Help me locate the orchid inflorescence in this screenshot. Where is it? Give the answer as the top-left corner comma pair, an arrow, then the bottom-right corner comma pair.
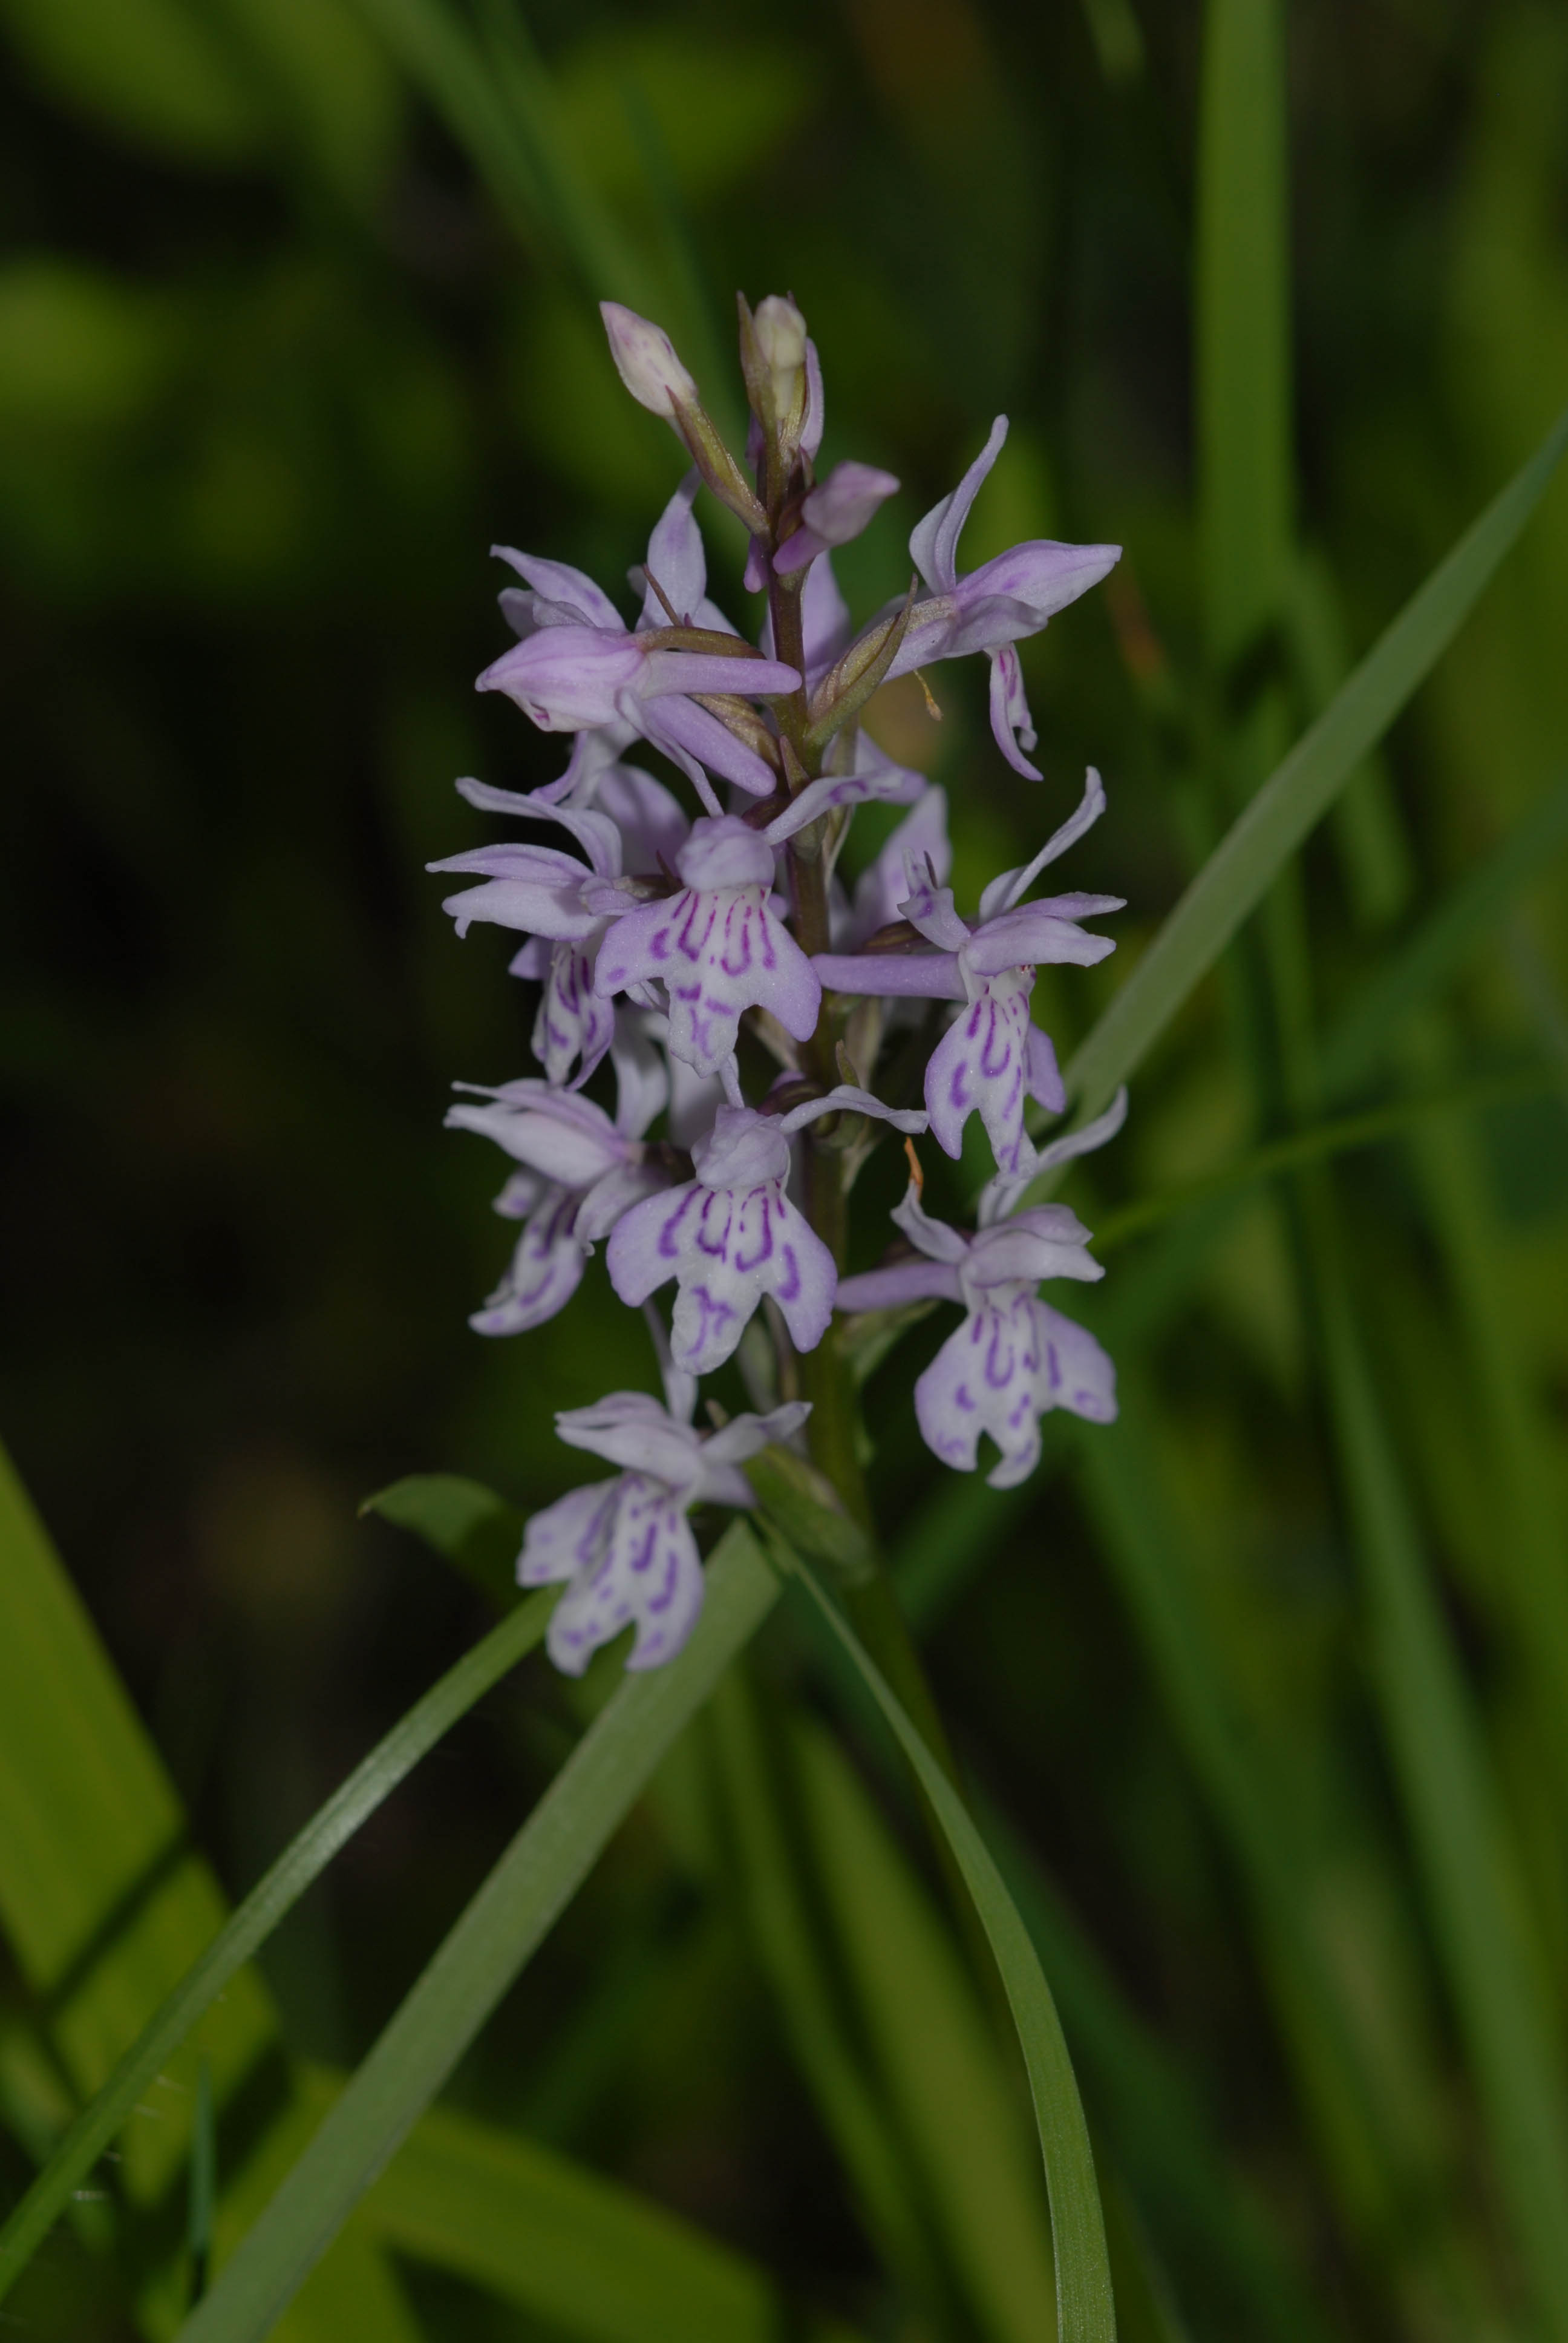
431,292 -> 1131,1677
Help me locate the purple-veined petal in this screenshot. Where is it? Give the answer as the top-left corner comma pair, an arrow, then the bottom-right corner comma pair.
890,1178 -> 972,1265
469,1185 -> 588,1334
637,695 -> 774,804
988,645 -> 1042,778
899,873 -> 972,952
959,538 -> 1122,629
913,1295 -> 1045,1487
444,1086 -> 628,1185
1025,1023 -> 1066,1113
430,842 -> 602,940
526,942 -> 613,1087
812,950 -> 965,1001
638,648 -> 800,703
492,547 -> 624,634
835,1256 -> 964,1311
847,786 -> 951,945
978,768 -> 1109,920
577,1159 -> 670,1245
479,626 -> 648,730
779,1084 -> 928,1136
638,470 -> 708,626
1031,1297 -> 1117,1423
599,882 -> 820,1075
924,968 -> 1036,1172
702,1398 -> 812,1475
546,1475 -> 706,1676
595,764 -> 689,873
765,750 -> 924,845
773,462 -> 900,577
554,1392 -> 707,1487
909,414 -> 1008,594
518,1479 -> 620,1586
962,906 -> 1119,975
455,776 -> 622,877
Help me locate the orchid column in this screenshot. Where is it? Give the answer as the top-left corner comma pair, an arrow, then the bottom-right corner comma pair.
431,289 -> 1128,1687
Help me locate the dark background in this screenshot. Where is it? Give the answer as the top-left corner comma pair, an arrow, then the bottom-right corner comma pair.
4,1 -> 1567,2335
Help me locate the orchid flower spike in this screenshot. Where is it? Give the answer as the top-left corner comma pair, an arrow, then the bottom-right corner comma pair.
429,300 -> 1132,1675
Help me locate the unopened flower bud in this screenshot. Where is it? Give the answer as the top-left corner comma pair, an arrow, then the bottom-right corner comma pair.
599,302 -> 699,421
753,294 -> 808,427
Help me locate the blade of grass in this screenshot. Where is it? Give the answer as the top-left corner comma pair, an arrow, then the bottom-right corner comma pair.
1197,0 -> 1291,669
1091,1058 -> 1558,1252
174,1524 -> 778,2343
1059,398 -> 1568,1128
1307,1180 -> 1568,2335
339,2073 -> 867,2343
1319,772 -> 1568,1095
0,1588 -> 554,2301
707,1670 -> 959,2323
0,1441 -> 424,2342
794,1709 -> 1058,2343
768,1533 -> 1116,2343
975,1794 -> 1331,2343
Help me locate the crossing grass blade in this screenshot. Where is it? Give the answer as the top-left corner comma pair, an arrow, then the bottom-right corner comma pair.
1195,0 -> 1291,667
769,1533 -> 1117,2343
0,1585 -> 553,2299
321,2071 -> 868,2343
1307,1185 -> 1568,2335
1061,398 -> 1568,1126
0,1440 -> 425,2342
174,1524 -> 779,2343
1319,770 -> 1568,1095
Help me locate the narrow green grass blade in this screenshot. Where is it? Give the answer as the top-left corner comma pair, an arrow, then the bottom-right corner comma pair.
773,1537 -> 1116,2343
0,1440 -> 424,2342
1063,400 -> 1568,1122
1319,772 -> 1568,1095
708,1671 -> 951,2316
335,2075 -> 866,2343
347,0 -> 645,301
976,1796 -> 1330,2343
1309,1190 -> 1568,2334
175,1525 -> 778,2343
1091,1060 -> 1558,1253
1197,0 -> 1291,666
795,1711 -> 1058,2343
0,1588 -> 552,2301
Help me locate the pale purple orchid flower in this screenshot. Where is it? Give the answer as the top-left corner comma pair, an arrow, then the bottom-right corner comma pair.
520,1390 -> 810,1673
445,1035 -> 670,1336
835,1149 -> 1119,1488
594,815 -> 822,1083
773,462 -> 900,578
813,770 -> 1122,1173
876,417 -> 1120,777
482,477 -> 797,810
608,1086 -> 927,1375
430,764 -> 688,1087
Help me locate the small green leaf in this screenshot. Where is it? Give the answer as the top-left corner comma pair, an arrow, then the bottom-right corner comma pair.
743,1444 -> 872,1582
362,1471 -> 524,1607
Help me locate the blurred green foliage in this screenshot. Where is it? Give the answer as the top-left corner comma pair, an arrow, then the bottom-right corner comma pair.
3,0 -> 1568,2337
